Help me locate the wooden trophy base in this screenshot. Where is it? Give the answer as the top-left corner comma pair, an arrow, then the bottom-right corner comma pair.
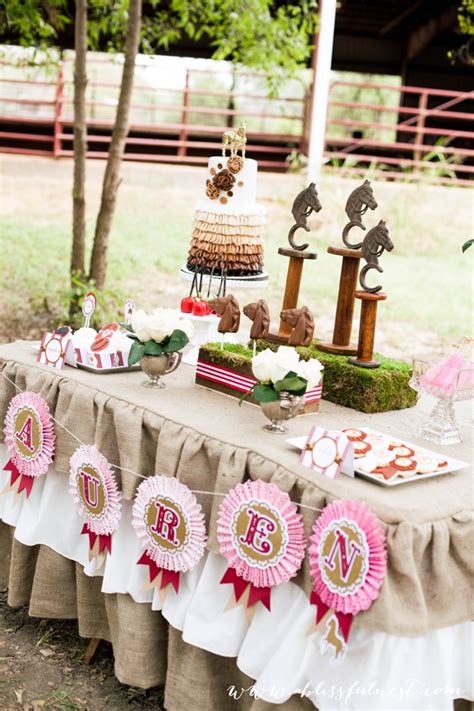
349,290 -> 387,369
266,332 -> 290,345
318,246 -> 362,356
317,341 -> 358,355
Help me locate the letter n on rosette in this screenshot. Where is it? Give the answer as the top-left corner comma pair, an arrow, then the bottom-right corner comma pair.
2,392 -> 55,499
217,480 -> 306,623
308,499 -> 387,664
132,475 -> 207,604
69,444 -> 122,569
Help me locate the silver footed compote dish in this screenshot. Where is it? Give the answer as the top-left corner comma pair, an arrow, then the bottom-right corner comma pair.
140,352 -> 182,388
259,392 -> 303,434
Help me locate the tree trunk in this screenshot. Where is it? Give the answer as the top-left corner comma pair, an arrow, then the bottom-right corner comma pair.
89,0 -> 142,290
70,0 -> 88,283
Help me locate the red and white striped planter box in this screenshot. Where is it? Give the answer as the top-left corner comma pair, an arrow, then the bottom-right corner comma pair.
195,350 -> 322,414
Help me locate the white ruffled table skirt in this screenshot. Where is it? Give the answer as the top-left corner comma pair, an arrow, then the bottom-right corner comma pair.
0,446 -> 472,711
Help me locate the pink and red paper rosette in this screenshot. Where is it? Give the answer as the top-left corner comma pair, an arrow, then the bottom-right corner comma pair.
132,475 -> 207,594
69,444 -> 122,559
3,392 -> 56,498
309,499 -> 387,645
217,480 -> 306,612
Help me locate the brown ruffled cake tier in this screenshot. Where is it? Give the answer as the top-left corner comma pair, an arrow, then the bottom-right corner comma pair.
187,210 -> 265,275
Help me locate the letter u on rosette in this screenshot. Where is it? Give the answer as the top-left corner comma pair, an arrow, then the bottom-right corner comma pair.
217,480 -> 306,623
2,392 -> 55,499
308,499 -> 387,664
132,475 -> 207,603
69,444 -> 122,569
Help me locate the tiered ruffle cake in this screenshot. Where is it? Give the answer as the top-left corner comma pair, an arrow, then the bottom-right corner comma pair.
186,156 -> 266,277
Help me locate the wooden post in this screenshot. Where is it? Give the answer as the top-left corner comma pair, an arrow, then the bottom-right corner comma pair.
414,90 -> 428,163
318,246 -> 362,355
267,247 -> 317,343
348,291 -> 387,369
53,63 -> 64,158
83,637 -> 101,664
178,70 -> 190,158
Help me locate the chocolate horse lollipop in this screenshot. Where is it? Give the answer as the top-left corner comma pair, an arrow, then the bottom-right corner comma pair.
243,300 -> 270,340
279,306 -> 314,346
208,294 -> 241,334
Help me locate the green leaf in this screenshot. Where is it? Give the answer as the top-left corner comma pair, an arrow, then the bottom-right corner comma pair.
128,341 -> 146,366
120,322 -> 135,333
274,375 -> 307,395
144,340 -> 165,356
162,329 -> 189,353
252,383 -> 280,403
462,239 -> 473,253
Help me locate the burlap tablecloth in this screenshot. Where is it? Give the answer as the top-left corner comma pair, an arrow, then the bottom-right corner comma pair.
0,341 -> 473,704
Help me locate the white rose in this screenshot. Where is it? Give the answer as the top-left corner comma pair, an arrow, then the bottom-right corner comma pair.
251,348 -> 275,382
270,346 -> 300,384
131,309 -> 151,342
296,358 -> 324,388
147,308 -> 179,343
178,317 -> 195,340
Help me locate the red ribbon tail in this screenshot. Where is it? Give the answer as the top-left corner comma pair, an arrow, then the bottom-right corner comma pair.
17,474 -> 34,498
137,551 -> 160,584
335,611 -> 354,643
160,569 -> 180,594
220,567 -> 249,603
4,458 -> 21,487
98,534 -> 112,555
310,590 -> 331,624
81,523 -> 97,551
248,583 -> 271,611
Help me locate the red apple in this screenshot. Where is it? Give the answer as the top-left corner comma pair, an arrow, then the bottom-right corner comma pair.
192,298 -> 209,316
180,296 -> 194,313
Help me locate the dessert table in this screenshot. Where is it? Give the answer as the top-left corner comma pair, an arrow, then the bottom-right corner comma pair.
0,341 -> 472,711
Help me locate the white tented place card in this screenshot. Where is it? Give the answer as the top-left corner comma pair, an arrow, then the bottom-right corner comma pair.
299,426 -> 354,479
37,331 -> 75,369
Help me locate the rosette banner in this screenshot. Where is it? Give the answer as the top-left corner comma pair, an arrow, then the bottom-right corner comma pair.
217,480 -> 306,617
132,475 -> 207,599
69,444 -> 122,566
309,499 -> 387,663
3,392 -> 55,498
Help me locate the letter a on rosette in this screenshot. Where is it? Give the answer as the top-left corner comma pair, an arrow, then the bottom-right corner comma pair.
2,392 -> 55,498
69,444 -> 122,568
217,480 -> 306,621
308,500 -> 387,664
132,475 -> 207,602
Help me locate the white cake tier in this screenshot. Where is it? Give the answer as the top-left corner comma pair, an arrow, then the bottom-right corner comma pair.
199,156 -> 263,212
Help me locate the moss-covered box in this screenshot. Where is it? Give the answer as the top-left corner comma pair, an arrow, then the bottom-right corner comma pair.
198,341 -> 418,414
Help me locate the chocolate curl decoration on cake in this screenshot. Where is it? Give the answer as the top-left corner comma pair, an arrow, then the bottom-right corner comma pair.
280,306 -> 314,346
208,294 -> 240,334
287,183 -> 322,251
137,550 -> 180,593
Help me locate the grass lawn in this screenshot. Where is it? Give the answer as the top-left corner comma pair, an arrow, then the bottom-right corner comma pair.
0,154 -> 472,360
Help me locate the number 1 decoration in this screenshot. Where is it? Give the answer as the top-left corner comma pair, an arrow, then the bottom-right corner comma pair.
69,444 -> 122,567
308,499 -> 386,663
3,392 -> 55,498
217,480 -> 306,617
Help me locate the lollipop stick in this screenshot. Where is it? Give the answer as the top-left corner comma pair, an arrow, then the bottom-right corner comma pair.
253,340 -> 256,357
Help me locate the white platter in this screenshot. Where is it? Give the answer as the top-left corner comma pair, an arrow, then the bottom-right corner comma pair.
286,426 -> 469,487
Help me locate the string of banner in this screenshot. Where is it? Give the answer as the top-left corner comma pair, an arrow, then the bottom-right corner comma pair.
0,369 -> 387,663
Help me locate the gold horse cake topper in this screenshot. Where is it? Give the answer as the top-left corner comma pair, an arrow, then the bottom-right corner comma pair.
222,121 -> 247,159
